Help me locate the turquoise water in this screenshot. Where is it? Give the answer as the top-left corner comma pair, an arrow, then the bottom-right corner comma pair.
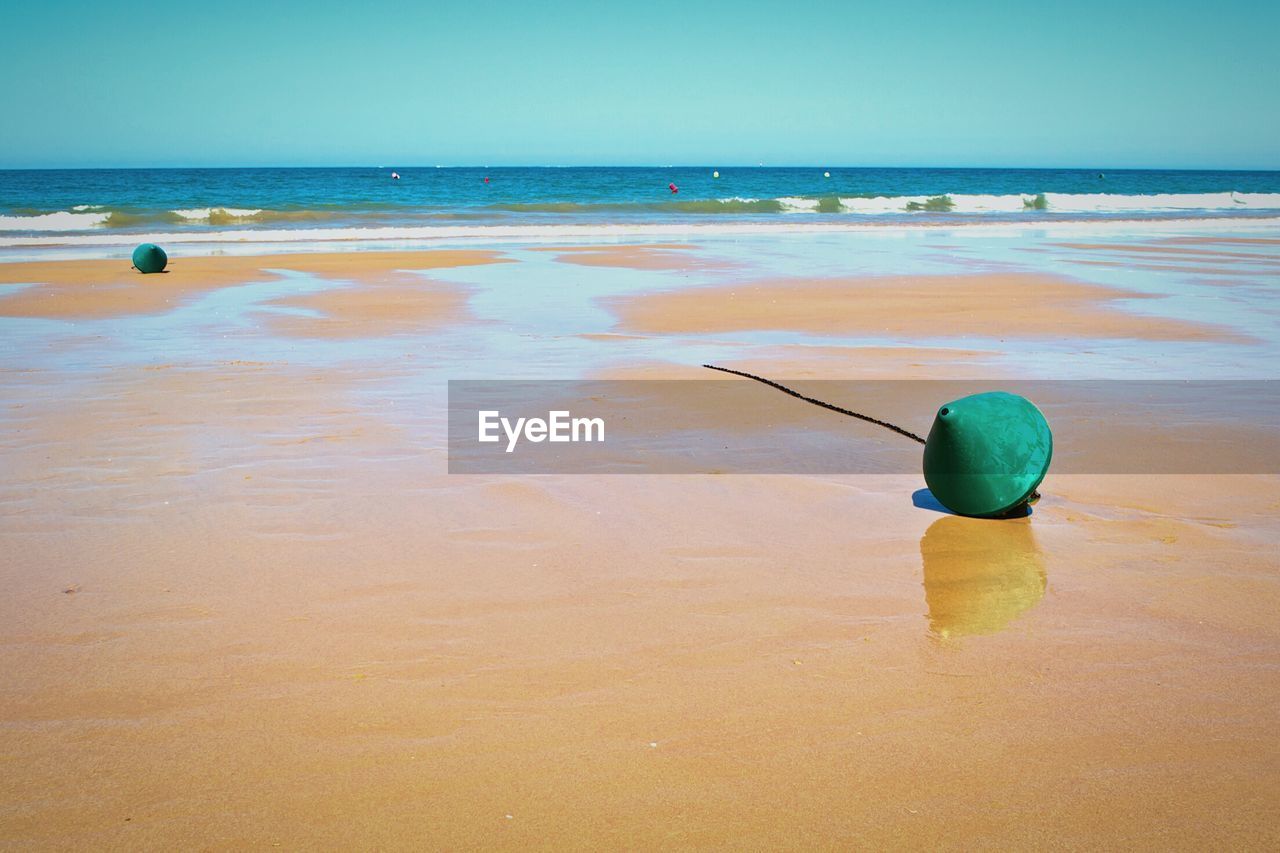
2,167 -> 1280,245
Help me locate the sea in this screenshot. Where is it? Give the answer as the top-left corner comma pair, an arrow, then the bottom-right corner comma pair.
2,166 -> 1279,248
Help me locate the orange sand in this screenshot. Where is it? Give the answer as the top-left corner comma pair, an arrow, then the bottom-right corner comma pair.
2,361 -> 1276,848
592,345 -> 1003,380
608,272 -> 1244,341
0,250 -> 507,320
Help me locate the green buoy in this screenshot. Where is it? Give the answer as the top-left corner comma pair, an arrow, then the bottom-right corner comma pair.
922,391 -> 1052,518
131,243 -> 167,274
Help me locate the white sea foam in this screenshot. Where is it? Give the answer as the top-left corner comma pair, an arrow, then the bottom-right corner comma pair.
831,192 -> 1280,214
172,207 -> 264,220
0,211 -> 112,231
947,194 -> 1037,213
1039,192 -> 1280,212
839,196 -> 930,213
777,197 -> 821,212
2,215 -> 1277,250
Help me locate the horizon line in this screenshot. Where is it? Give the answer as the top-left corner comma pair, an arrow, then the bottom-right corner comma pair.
2,164 -> 1280,173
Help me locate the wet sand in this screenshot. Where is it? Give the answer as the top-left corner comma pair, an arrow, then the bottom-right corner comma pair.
528,243 -> 733,272
1,236 -> 1277,849
0,250 -> 507,320
592,345 -> 1003,379
607,272 -> 1246,341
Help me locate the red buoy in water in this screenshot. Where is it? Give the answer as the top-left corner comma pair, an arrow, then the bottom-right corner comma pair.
484,176 -> 490,184
669,183 -> 679,194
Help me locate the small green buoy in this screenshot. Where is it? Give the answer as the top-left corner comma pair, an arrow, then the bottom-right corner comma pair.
922,391 -> 1052,518
131,243 -> 167,274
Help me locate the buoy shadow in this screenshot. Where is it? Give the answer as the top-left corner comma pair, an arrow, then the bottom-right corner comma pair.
912,487 -> 1034,518
911,487 -> 953,515
919,515 -> 1046,639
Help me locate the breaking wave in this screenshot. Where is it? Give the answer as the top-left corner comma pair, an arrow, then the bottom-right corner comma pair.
2,192 -> 1279,234
172,207 -> 265,224
0,210 -> 112,230
489,192 -> 1280,217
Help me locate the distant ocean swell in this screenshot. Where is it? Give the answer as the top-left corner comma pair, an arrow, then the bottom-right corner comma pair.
2,192 -> 1280,235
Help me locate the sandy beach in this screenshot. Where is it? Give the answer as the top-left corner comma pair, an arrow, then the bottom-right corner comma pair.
1,229 -> 1278,848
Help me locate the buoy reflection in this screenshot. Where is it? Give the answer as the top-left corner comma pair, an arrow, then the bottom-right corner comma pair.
920,515 -> 1046,638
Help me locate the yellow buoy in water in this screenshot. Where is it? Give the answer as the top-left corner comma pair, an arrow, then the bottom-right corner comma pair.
713,170 -> 719,178
824,171 -> 831,178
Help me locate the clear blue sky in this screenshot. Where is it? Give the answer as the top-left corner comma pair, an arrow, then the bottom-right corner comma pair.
1,0 -> 1276,169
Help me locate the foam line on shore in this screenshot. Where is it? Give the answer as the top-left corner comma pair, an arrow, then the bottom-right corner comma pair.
2,214 -> 1279,251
